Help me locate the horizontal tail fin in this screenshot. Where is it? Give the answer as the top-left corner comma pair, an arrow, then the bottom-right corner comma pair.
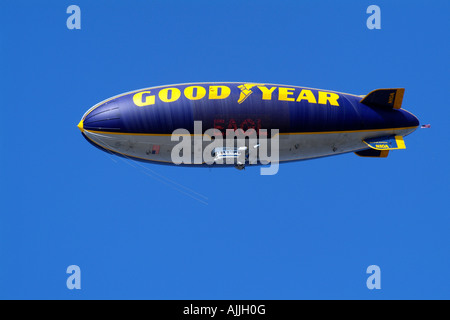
355,149 -> 389,158
363,135 -> 406,150
360,88 -> 405,109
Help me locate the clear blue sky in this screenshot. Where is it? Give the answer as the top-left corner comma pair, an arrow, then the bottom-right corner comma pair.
0,0 -> 449,299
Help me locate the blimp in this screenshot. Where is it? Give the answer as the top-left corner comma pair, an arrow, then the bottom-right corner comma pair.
77,82 -> 419,172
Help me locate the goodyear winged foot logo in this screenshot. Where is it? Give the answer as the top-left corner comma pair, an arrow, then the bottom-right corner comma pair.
237,84 -> 265,104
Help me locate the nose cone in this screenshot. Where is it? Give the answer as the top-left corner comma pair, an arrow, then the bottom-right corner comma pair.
78,99 -> 128,157
81,101 -> 123,132
77,119 -> 84,132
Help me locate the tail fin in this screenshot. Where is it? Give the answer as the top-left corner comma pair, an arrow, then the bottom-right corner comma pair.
363,135 -> 406,150
360,88 -> 405,109
355,149 -> 389,158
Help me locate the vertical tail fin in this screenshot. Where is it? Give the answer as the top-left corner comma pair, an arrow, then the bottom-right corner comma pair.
360,88 -> 405,109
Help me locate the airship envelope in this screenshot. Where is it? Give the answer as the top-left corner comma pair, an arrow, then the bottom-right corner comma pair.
77,83 -> 419,169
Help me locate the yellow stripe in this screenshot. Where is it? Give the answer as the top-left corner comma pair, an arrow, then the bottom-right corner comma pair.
84,127 -> 415,165
84,126 -> 418,137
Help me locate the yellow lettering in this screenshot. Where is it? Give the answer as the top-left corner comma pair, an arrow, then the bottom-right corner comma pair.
257,86 -> 277,100
296,89 -> 317,103
209,85 -> 231,99
133,91 -> 155,107
159,87 -> 181,103
318,91 -> 340,106
184,86 -> 206,100
278,87 -> 295,101
388,92 -> 395,104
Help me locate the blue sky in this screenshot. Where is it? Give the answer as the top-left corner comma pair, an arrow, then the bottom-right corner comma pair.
0,0 -> 449,299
